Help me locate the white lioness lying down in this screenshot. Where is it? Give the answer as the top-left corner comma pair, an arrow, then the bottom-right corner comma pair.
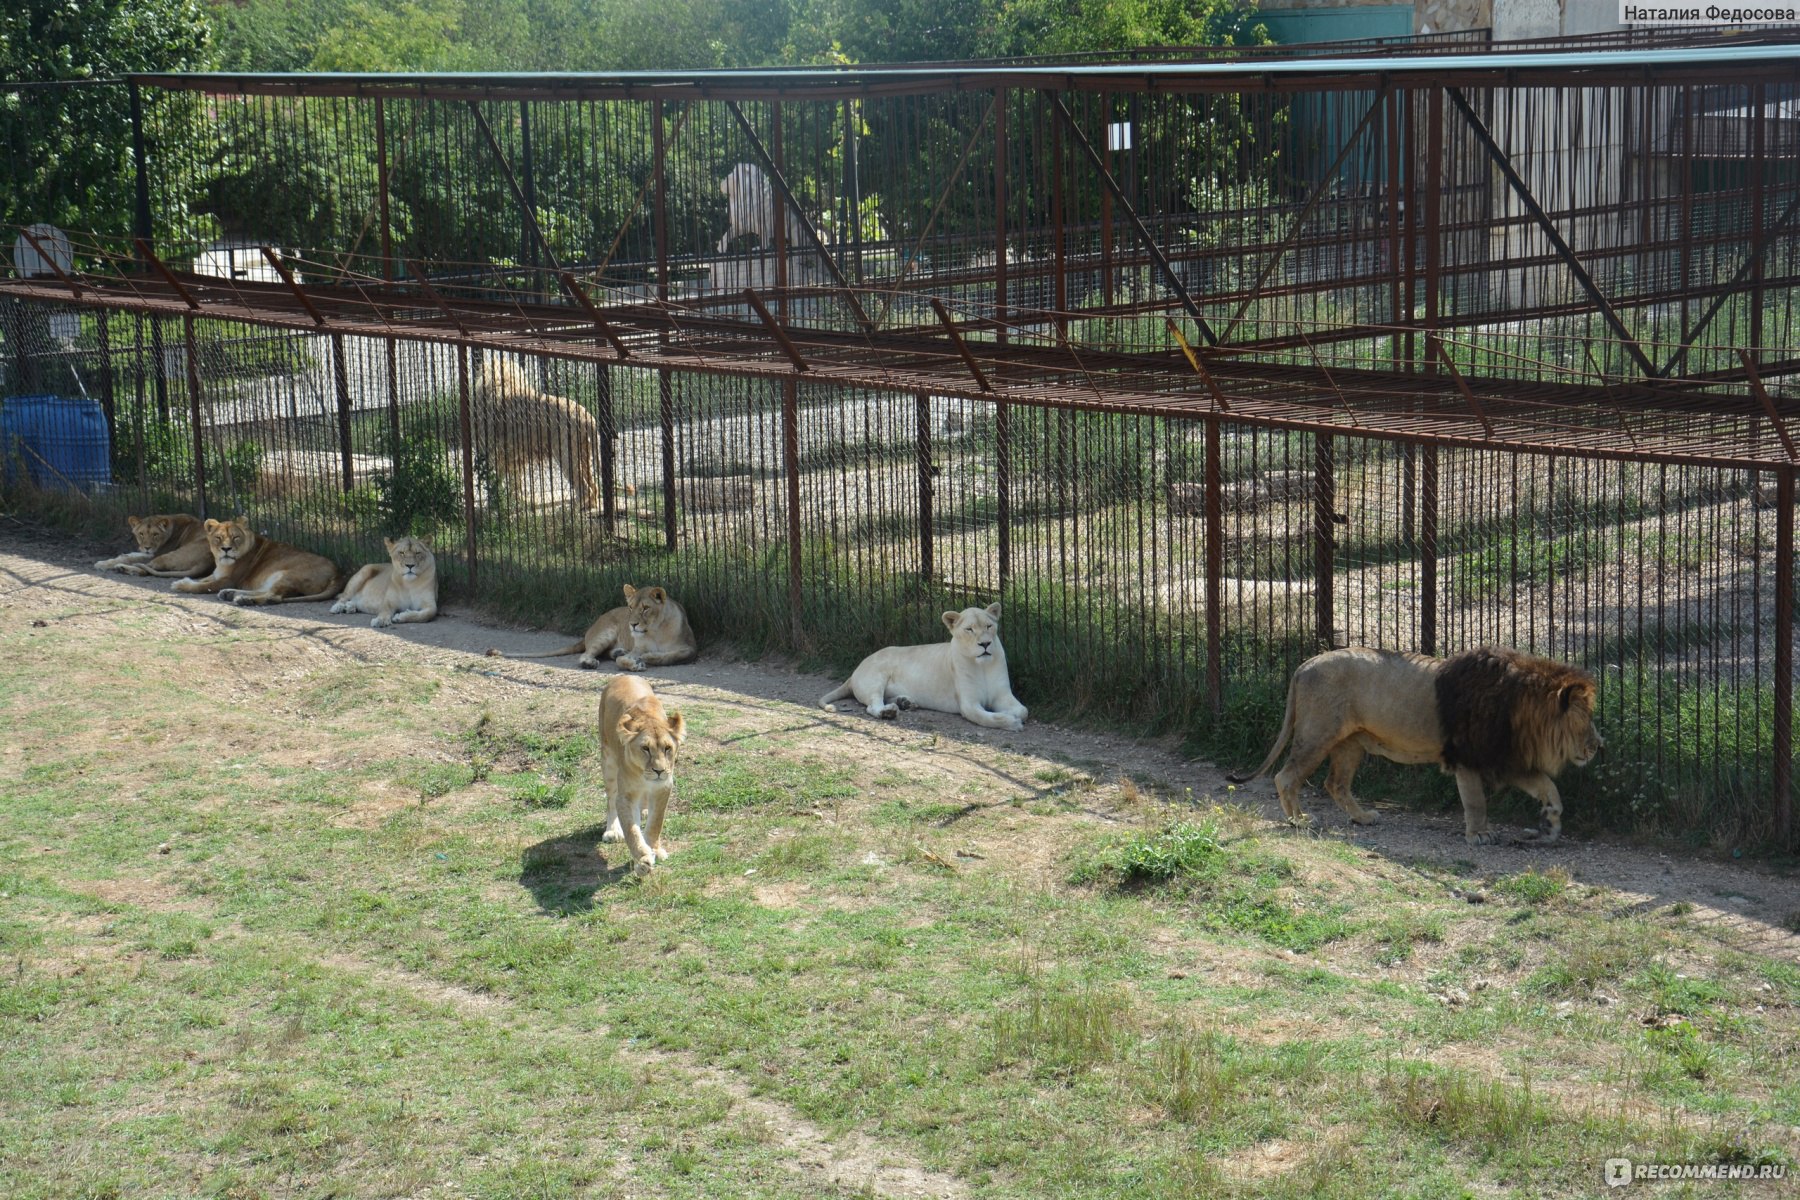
819,603 -> 1028,731
330,536 -> 438,628
600,674 -> 687,876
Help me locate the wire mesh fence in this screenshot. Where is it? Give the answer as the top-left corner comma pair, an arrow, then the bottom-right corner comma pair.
2,33 -> 1797,846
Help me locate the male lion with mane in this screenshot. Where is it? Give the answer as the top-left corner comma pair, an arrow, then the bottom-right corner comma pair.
472,358 -> 603,512
1228,645 -> 1602,845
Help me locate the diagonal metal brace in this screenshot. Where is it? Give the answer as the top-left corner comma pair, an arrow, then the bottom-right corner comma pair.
1740,350 -> 1798,462
1446,87 -> 1655,379
745,289 -> 810,373
1046,91 -> 1217,348
558,272 -> 632,359
1166,318 -> 1228,412
1429,335 -> 1493,438
931,299 -> 994,394
724,102 -> 875,337
406,259 -> 470,338
16,226 -> 83,299
466,100 -> 564,275
260,247 -> 327,327
134,238 -> 201,310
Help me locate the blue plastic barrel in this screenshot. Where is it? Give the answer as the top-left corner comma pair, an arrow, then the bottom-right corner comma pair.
0,394 -> 112,491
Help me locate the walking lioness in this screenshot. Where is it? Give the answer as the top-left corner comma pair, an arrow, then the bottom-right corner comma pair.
599,674 -> 688,876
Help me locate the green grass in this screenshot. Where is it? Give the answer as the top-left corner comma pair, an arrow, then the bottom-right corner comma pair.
2,530 -> 1798,1197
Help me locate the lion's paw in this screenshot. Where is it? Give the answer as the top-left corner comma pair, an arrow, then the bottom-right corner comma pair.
893,697 -> 914,711
875,705 -> 899,720
371,615 -> 391,629
616,654 -> 644,671
601,823 -> 624,843
120,564 -> 149,576
329,599 -> 350,614
631,857 -> 655,878
1467,830 -> 1499,846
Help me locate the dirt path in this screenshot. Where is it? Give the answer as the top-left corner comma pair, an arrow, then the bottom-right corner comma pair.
8,514 -> 1798,965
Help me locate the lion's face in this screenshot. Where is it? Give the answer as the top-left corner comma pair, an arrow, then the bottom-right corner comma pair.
129,515 -> 172,552
621,709 -> 686,780
204,518 -> 256,564
1561,683 -> 1604,768
623,584 -> 670,639
384,536 -> 434,581
942,603 -> 1004,663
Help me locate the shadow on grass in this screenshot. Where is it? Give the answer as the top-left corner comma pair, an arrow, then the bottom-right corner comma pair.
519,823 -> 634,915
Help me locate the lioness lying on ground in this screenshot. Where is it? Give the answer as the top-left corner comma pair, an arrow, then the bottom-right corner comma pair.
330,536 -> 438,627
171,517 -> 342,606
94,514 -> 214,578
819,603 -> 1029,731
599,674 -> 687,876
499,584 -> 697,670
1227,645 -> 1603,845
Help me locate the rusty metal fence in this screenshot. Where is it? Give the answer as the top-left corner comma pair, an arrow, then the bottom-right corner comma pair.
2,34 -> 1796,847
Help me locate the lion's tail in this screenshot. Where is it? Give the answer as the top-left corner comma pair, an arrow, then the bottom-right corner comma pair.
818,680 -> 853,711
494,640 -> 588,660
272,577 -> 345,604
1225,674 -> 1299,784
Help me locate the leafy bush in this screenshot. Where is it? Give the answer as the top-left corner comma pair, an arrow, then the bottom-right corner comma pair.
374,425 -> 462,536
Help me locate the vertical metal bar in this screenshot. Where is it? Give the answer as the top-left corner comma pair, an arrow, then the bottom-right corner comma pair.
1204,413 -> 1223,716
129,80 -> 153,255
1421,446 -> 1439,656
597,363 -> 617,532
456,343 -> 478,594
1749,82 -> 1766,359
1314,433 -> 1335,649
784,377 -> 803,646
1775,466 -> 1794,849
1419,87 -> 1443,655
917,391 -> 934,582
1050,91 -> 1067,337
653,100 -> 675,552
97,310 -> 115,451
520,99 -> 538,292
385,338 -> 401,463
375,96 -> 393,277
995,88 -> 1012,591
331,332 -> 354,491
181,315 -> 208,517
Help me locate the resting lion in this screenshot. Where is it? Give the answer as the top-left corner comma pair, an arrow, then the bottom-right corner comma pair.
819,603 -> 1028,731
329,536 -> 438,627
94,514 -> 213,578
599,674 -> 688,876
498,584 -> 696,670
1227,645 -> 1602,845
171,517 -> 343,606
472,358 -> 603,512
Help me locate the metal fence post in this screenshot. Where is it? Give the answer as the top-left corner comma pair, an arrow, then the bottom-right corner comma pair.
181,315 -> 208,517
917,391 -> 934,583
456,343 -> 478,594
1205,413 -> 1223,715
1776,465 -> 1794,849
331,333 -> 354,491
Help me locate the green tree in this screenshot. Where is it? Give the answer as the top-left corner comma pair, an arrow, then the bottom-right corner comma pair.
0,0 -> 213,238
